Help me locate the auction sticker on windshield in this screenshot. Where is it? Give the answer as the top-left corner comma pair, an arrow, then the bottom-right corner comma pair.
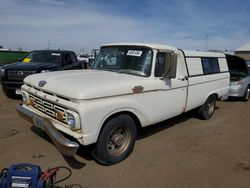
127,50 -> 143,57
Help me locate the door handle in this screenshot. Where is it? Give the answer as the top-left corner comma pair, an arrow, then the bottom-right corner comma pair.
178,78 -> 186,81
178,77 -> 188,81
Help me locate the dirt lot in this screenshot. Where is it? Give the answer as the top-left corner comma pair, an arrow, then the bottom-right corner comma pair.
0,88 -> 250,188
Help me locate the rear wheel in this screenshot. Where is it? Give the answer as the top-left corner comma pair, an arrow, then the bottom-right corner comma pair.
93,114 -> 137,165
197,95 -> 216,120
242,87 -> 250,101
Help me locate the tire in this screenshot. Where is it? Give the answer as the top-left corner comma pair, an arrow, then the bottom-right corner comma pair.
242,87 -> 250,101
197,95 -> 216,120
4,89 -> 15,98
93,114 -> 137,165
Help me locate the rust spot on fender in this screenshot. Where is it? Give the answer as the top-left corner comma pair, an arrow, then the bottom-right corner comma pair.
132,86 -> 144,93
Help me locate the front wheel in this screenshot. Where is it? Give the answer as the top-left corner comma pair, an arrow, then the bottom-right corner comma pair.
4,89 -> 16,98
197,95 -> 216,120
242,87 -> 250,101
93,114 -> 137,165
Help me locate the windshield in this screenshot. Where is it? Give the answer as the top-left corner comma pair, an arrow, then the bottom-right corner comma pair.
23,51 -> 62,63
92,46 -> 152,77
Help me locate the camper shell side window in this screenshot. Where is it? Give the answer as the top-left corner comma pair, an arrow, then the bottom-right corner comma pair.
201,57 -> 220,74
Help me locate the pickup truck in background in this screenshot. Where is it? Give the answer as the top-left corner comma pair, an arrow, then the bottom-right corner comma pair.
0,50 -> 83,97
17,43 -> 230,165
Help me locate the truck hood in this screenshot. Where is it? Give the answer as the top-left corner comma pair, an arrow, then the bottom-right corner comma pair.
3,61 -> 61,72
24,70 -> 149,100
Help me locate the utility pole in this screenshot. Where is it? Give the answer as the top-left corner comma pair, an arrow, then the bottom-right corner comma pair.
205,35 -> 208,51
48,40 -> 50,50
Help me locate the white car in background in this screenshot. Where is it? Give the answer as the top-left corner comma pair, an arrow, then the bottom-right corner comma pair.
77,54 -> 89,63
77,54 -> 89,69
226,55 -> 250,101
246,60 -> 250,73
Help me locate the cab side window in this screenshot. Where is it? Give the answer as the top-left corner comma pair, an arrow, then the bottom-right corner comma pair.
155,52 -> 172,77
69,53 -> 77,64
63,53 -> 73,65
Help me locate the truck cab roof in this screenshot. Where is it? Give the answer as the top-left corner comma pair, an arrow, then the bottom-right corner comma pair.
102,43 -> 178,51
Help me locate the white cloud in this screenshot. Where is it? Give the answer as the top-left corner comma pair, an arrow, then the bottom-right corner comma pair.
0,0 -> 149,51
37,0 -> 66,6
0,0 -> 249,53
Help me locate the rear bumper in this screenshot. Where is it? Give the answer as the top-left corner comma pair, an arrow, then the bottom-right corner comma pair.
16,104 -> 79,156
228,85 -> 245,97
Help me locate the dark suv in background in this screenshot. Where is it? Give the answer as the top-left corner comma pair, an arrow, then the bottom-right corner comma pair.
0,50 -> 83,97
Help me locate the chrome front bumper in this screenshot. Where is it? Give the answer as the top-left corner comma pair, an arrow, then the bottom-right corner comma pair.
16,104 -> 79,156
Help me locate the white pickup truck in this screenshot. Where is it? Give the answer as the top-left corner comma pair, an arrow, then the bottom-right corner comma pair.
17,43 -> 229,165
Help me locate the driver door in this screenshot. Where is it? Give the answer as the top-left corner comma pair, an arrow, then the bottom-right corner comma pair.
63,53 -> 74,70
154,51 -> 188,122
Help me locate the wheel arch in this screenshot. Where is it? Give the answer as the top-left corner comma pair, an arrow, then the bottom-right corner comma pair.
95,110 -> 142,143
198,93 -> 217,120
205,92 -> 219,101
213,93 -> 219,99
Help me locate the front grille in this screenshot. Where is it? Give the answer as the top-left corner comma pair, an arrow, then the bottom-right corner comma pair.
7,70 -> 36,80
28,93 -> 68,124
26,84 -> 70,101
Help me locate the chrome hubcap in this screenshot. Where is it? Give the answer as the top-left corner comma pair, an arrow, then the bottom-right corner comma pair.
207,99 -> 215,115
111,133 -> 123,146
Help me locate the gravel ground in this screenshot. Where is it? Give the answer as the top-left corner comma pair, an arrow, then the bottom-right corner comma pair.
0,87 -> 250,188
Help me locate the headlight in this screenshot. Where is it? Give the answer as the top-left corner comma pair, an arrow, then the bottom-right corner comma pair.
0,68 -> 5,76
230,81 -> 243,86
21,92 -> 28,103
40,70 -> 50,73
67,113 -> 76,129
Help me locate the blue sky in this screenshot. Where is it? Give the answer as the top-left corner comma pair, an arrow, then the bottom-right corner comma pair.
0,0 -> 249,53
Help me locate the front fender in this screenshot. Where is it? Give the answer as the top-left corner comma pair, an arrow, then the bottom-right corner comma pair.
79,93 -> 155,145
95,107 -> 148,140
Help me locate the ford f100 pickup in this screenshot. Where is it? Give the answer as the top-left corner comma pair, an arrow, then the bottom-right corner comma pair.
17,43 -> 230,165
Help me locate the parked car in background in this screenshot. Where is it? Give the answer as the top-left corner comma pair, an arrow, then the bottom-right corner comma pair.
226,54 -> 250,101
77,49 -> 100,69
0,50 -> 82,97
77,54 -> 89,62
77,54 -> 89,69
